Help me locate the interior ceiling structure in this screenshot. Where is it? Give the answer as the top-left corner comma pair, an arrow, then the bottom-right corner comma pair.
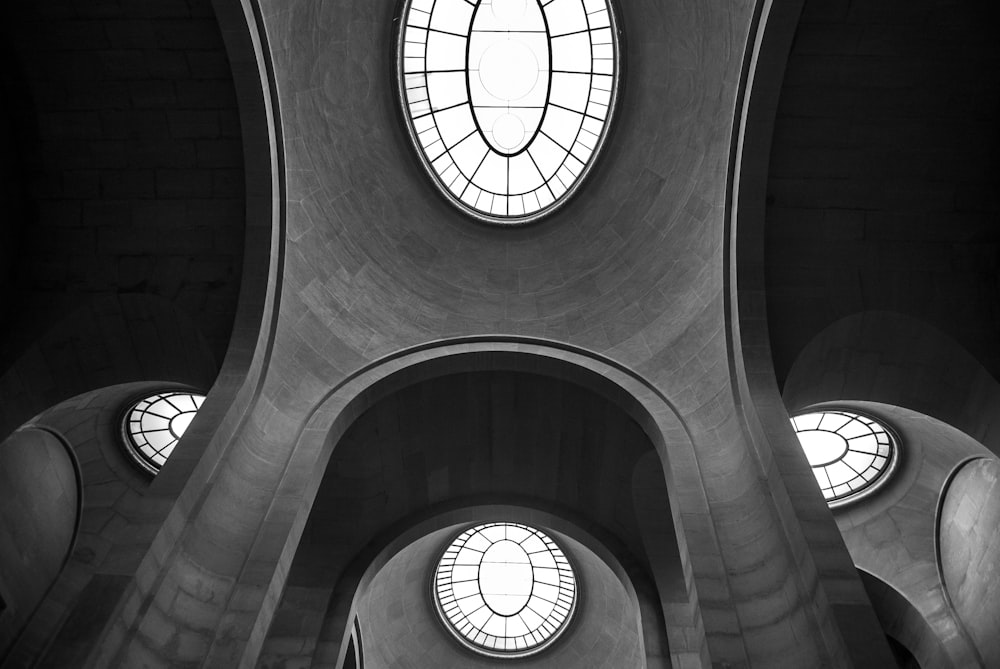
765,0 -> 1000,386
0,0 -> 997,667
0,0 -> 249,447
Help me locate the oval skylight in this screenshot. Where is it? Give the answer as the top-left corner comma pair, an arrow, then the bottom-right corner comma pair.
397,0 -> 621,224
123,391 -> 206,474
790,409 -> 896,505
435,522 -> 576,657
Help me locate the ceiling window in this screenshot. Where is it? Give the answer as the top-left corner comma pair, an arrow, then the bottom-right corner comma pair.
397,0 -> 621,225
435,522 -> 576,657
791,409 -> 897,506
122,391 -> 206,474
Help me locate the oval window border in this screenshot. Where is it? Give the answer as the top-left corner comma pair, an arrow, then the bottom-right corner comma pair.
790,406 -> 901,509
430,521 -> 580,659
120,388 -> 207,476
393,0 -> 625,227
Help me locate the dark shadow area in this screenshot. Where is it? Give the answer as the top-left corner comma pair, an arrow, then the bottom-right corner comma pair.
0,0 -> 248,440
887,636 -> 920,669
765,0 -> 1000,388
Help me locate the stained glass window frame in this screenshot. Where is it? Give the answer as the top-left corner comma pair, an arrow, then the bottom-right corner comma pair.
790,408 -> 899,507
433,522 -> 578,658
395,0 -> 624,226
121,390 -> 206,475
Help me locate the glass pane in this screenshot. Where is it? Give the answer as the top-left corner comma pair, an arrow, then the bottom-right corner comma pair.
435,522 -> 577,656
123,391 -> 207,474
398,0 -> 621,224
791,410 -> 896,505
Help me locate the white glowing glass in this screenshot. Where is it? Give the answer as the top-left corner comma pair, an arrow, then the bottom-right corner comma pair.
434,522 -> 576,657
397,0 -> 621,224
790,410 -> 896,505
123,391 -> 206,474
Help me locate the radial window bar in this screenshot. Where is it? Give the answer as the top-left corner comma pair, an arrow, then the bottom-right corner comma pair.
435,522 -> 576,657
791,409 -> 895,504
399,0 -> 619,222
123,391 -> 206,474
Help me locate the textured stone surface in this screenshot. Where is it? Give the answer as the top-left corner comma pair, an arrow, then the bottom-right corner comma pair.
0,381 -> 214,667
0,0 -> 246,440
0,294 -> 218,445
858,571 -> 945,669
353,527 -> 644,669
0,428 -> 77,658
92,0 -> 856,648
940,457 -> 1000,668
289,371 -> 669,591
2,0 -> 968,664
765,0 -> 1000,386
828,401 -> 990,667
783,312 -> 1000,454
253,370 -> 678,665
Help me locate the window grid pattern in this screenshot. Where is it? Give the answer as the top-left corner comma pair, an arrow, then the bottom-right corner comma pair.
123,391 -> 205,473
399,0 -> 619,223
791,410 -> 895,503
435,522 -> 576,656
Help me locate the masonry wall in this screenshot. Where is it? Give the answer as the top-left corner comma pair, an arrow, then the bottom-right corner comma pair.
0,382 -> 211,666
765,0 -> 1000,385
0,0 -> 246,384
354,528 -> 645,669
0,429 -> 77,658
940,457 -> 1000,668
0,0 -> 934,664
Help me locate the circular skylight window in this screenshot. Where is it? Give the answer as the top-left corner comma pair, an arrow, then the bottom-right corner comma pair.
790,409 -> 897,505
434,522 -> 576,657
397,0 -> 621,225
123,391 -> 206,474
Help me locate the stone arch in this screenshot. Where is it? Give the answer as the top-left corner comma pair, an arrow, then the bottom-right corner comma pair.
326,505 -> 662,669
251,339 -> 711,668
74,0 -> 290,660
726,1 -> 900,666
857,568 -> 951,669
1,380 -> 217,667
799,400 -> 988,668
0,0 -> 286,499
